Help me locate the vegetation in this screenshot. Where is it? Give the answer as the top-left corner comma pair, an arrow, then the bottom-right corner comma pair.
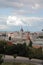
38,36 -> 43,38
0,40 -> 43,60
0,54 -> 4,65
29,40 -> 32,47
9,36 -> 11,40
13,54 -> 17,58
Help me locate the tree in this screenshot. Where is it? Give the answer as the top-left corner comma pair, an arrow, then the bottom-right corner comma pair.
29,40 -> 33,47
28,48 -> 33,60
0,54 -> 4,65
42,29 -> 43,31
0,40 -> 7,54
13,54 -> 17,59
9,36 -> 11,40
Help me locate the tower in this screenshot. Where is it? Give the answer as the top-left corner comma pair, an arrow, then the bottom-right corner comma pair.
20,27 -> 24,38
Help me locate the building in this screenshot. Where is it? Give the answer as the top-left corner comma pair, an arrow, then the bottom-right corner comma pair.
31,32 -> 43,47
0,30 -> 43,47
6,28 -> 30,45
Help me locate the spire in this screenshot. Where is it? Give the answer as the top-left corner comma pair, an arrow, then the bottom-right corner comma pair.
20,27 -> 23,32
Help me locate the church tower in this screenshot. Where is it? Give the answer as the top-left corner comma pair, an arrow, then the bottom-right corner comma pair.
20,27 -> 24,38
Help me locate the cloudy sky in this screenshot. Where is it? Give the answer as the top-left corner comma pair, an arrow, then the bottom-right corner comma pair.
0,0 -> 43,32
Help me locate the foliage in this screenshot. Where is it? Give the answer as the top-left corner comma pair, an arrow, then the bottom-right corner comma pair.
9,37 -> 11,40
29,40 -> 33,47
0,40 -> 43,60
13,54 -> 17,58
0,54 -> 4,64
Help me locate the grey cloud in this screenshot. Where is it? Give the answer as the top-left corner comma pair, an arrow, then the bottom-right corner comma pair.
0,0 -> 43,9
11,9 -> 36,16
0,0 -> 43,17
0,0 -> 24,8
6,16 -> 43,27
0,15 -> 43,31
0,15 -> 43,27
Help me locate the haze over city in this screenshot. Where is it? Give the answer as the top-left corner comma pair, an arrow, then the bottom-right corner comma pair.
0,0 -> 43,32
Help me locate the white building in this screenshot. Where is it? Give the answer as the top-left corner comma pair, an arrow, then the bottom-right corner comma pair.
31,32 -> 43,47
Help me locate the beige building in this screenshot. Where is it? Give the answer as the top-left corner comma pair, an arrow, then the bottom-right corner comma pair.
7,29 -> 30,45
0,30 -> 43,47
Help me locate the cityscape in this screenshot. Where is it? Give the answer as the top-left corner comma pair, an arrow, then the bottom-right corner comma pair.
0,28 -> 43,46
0,0 -> 43,65
0,28 -> 43,65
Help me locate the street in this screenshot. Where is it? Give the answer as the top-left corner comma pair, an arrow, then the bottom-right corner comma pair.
2,55 -> 43,65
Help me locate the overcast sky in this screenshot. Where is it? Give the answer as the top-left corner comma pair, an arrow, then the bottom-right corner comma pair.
0,0 -> 43,32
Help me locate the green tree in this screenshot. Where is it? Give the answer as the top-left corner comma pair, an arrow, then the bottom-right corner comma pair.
0,54 -> 3,65
13,54 -> 17,59
28,48 -> 33,60
9,36 -> 11,40
0,40 -> 7,54
29,40 -> 33,47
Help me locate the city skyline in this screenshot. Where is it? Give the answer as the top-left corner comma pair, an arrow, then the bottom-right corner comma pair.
0,0 -> 43,32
